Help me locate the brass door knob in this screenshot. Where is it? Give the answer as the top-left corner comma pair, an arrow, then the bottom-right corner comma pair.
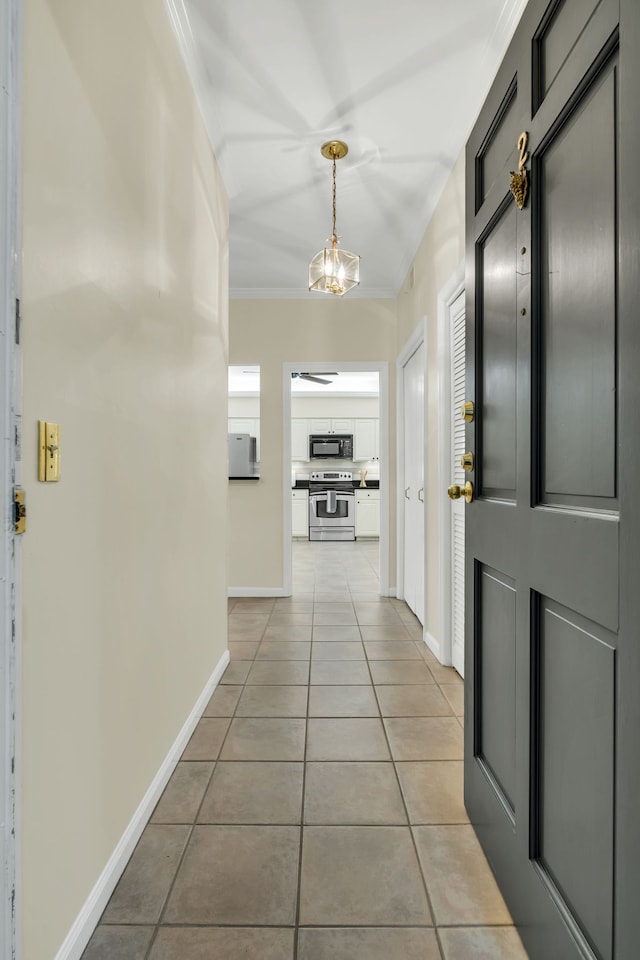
461,452 -> 474,472
461,401 -> 475,422
448,481 -> 473,503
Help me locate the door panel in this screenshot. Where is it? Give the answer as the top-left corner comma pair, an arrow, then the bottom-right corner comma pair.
480,205 -> 518,498
540,66 -> 617,503
403,343 -> 425,623
477,565 -> 516,813
536,0 -> 601,100
535,597 -> 615,960
478,81 -> 519,207
464,1 -> 638,957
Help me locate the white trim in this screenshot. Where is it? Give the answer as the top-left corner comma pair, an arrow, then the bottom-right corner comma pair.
230,287 -> 396,301
228,586 -> 288,598
483,0 -> 528,65
163,0 -> 237,198
436,262 -> 465,668
425,630 -> 444,662
282,361 -> 390,597
395,320 -> 427,607
1,1 -> 21,957
53,650 -> 230,960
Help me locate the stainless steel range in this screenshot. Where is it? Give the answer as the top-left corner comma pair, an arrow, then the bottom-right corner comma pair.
308,471 -> 355,541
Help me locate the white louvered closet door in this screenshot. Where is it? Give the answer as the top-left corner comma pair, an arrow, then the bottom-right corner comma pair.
450,290 -> 466,676
403,341 -> 425,624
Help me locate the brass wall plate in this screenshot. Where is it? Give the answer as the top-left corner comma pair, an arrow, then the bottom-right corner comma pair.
38,421 -> 61,481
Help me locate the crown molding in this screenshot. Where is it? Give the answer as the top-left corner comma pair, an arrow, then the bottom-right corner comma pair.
230,286 -> 396,301
163,0 -> 237,197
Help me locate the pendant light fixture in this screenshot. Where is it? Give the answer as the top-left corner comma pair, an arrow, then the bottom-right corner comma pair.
308,140 -> 360,296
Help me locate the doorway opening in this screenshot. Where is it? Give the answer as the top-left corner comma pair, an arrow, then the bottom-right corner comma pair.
282,362 -> 390,597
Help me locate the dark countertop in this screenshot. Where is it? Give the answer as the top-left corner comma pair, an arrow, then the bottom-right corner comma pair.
293,479 -> 380,489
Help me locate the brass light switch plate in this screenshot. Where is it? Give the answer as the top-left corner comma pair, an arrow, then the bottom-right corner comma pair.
38,421 -> 61,481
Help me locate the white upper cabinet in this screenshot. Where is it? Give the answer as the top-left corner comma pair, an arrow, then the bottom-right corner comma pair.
291,419 -> 309,460
354,419 -> 379,461
309,418 -> 354,434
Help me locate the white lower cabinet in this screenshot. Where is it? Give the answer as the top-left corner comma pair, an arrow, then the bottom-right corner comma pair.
292,488 -> 309,537
355,488 -> 380,537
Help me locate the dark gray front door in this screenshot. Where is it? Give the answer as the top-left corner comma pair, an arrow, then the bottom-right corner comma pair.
464,0 -> 640,957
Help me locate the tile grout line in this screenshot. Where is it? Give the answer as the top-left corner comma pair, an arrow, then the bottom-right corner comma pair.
127,549 -> 468,958
144,629 -> 256,958
291,600 -> 315,960
367,643 -> 444,958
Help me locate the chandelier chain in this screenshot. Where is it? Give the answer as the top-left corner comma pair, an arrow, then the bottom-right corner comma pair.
332,156 -> 337,243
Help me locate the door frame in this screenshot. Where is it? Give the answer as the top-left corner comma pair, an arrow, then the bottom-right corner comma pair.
282,361 -> 390,596
0,0 -> 21,957
436,261 -> 465,667
396,318 -> 426,627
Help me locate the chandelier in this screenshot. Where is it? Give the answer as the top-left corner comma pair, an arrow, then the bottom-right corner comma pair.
308,141 -> 360,296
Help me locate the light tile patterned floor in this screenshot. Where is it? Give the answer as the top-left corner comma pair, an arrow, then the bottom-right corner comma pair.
83,541 -> 528,959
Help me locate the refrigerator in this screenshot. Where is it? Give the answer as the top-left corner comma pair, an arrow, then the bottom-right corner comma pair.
228,433 -> 258,478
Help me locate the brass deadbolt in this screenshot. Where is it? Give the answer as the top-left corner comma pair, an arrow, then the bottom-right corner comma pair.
461,401 -> 475,422
461,452 -> 474,472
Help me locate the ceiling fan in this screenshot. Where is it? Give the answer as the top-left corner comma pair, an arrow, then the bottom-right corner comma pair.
291,372 -> 338,385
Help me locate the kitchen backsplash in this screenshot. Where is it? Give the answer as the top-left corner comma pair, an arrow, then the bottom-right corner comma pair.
292,459 -> 380,477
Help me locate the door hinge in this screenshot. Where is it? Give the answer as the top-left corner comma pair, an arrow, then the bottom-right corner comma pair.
13,487 -> 26,534
15,299 -> 20,345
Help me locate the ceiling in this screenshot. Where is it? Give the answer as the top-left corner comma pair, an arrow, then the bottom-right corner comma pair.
173,0 -> 527,299
229,366 -> 380,396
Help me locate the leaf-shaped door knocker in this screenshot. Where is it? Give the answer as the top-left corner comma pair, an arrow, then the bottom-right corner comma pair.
510,132 -> 529,210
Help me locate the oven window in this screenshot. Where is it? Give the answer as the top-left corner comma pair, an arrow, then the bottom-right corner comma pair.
313,440 -> 340,456
314,498 -> 350,520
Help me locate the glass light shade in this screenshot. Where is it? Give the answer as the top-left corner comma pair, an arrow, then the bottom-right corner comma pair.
309,244 -> 360,296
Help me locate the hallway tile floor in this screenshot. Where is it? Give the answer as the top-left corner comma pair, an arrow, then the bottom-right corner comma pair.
83,541 -> 528,959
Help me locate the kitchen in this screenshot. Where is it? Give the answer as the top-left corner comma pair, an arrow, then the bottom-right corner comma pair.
228,362 -> 390,598
228,367 -> 380,543
290,384 -> 380,543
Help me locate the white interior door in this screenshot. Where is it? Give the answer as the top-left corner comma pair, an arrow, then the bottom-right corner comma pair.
403,342 -> 425,623
450,290 -> 465,676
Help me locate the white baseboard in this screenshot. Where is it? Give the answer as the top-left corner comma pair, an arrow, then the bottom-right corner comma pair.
426,630 -> 451,666
228,587 -> 289,597
54,649 -> 230,960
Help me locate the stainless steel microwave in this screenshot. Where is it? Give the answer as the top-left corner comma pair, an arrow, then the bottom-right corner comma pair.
309,434 -> 353,459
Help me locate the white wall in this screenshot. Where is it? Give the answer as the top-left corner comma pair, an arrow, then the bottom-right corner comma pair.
396,151 -> 465,652
291,397 -> 379,418
229,397 -> 260,417
21,1 -> 229,957
229,298 -> 396,590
